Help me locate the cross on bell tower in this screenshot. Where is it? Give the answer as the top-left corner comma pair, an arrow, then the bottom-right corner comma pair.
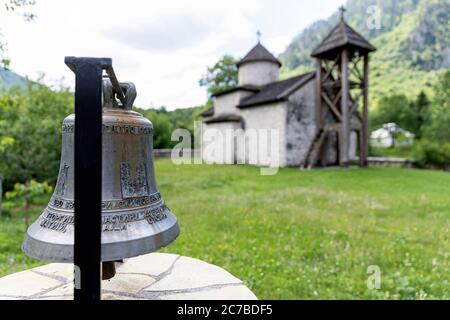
339,5 -> 346,21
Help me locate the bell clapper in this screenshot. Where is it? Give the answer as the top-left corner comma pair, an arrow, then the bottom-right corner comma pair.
102,261 -> 116,280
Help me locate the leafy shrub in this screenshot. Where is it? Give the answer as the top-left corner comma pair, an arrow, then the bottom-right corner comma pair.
5,180 -> 52,228
413,140 -> 450,168
422,69 -> 450,144
0,84 -> 73,191
0,201 -> 14,218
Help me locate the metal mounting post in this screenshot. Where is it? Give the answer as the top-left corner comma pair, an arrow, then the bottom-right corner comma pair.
64,56 -> 122,301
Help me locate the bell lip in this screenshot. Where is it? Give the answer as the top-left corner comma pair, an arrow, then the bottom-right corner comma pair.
22,221 -> 180,263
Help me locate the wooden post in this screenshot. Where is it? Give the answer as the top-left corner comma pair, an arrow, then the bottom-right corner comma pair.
361,54 -> 369,167
315,58 -> 322,130
357,128 -> 363,166
340,49 -> 349,167
336,127 -> 341,166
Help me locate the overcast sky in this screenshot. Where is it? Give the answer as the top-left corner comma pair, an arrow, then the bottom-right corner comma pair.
1,0 -> 343,109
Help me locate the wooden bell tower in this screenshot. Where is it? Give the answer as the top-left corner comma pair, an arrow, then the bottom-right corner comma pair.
305,6 -> 376,168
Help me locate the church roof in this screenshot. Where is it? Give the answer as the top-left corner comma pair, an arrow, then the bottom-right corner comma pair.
212,84 -> 260,98
200,72 -> 315,117
238,72 -> 315,108
200,106 -> 214,117
204,113 -> 243,124
237,42 -> 282,67
311,20 -> 376,58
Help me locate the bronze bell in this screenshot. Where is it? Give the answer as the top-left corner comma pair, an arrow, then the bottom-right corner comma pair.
22,79 -> 179,265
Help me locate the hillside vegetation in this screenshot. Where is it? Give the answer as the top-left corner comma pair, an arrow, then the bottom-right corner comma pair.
0,69 -> 28,91
279,0 -> 450,106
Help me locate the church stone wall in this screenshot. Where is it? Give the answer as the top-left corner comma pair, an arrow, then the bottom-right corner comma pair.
201,121 -> 242,164
213,90 -> 253,116
285,80 -> 317,167
238,61 -> 279,86
239,102 -> 287,167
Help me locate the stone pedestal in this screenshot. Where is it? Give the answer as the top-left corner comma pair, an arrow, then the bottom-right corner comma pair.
0,253 -> 257,300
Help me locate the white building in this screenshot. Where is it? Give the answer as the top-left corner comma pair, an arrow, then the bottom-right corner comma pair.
370,123 -> 415,148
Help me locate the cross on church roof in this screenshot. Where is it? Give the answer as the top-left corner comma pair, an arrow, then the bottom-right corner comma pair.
339,5 -> 346,21
256,30 -> 262,43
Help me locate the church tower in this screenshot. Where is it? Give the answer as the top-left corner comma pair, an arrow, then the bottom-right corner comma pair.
307,6 -> 376,167
237,42 -> 281,87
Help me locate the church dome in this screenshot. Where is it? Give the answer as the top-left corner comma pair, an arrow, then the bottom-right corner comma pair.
237,42 -> 281,86
237,42 -> 282,68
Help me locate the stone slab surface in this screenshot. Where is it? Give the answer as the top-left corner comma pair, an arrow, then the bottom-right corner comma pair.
0,253 -> 257,300
144,256 -> 242,292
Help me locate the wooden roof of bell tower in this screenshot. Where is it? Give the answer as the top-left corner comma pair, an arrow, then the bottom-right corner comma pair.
311,6 -> 376,59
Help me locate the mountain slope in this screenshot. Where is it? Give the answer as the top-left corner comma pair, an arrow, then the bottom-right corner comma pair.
0,68 -> 28,91
279,0 -> 450,106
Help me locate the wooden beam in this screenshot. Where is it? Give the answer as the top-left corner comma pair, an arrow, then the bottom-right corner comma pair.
336,129 -> 341,166
322,92 -> 342,122
350,68 -> 363,84
315,58 -> 322,129
321,54 -> 340,85
357,128 -> 363,167
340,49 -> 350,167
349,92 -> 362,115
333,89 -> 342,106
356,109 -> 363,123
328,80 -> 361,89
350,56 -> 363,82
361,54 -> 369,167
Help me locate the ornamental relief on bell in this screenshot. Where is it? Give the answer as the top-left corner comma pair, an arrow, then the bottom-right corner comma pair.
120,162 -> 150,198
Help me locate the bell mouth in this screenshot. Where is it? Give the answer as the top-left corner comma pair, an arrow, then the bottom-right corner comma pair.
22,215 -> 179,263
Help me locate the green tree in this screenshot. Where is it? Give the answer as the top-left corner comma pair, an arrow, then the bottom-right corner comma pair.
371,94 -> 414,131
423,69 -> 450,143
6,180 -> 52,229
371,91 -> 431,141
199,55 -> 238,97
413,70 -> 450,167
152,113 -> 172,149
139,109 -> 173,149
137,105 -> 205,149
409,91 -> 430,140
0,82 -> 73,190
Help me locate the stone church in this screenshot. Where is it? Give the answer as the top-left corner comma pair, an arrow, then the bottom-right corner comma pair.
201,15 -> 375,168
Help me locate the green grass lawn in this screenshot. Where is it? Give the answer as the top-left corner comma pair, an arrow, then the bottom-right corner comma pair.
1,160 -> 449,299
370,146 -> 415,159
